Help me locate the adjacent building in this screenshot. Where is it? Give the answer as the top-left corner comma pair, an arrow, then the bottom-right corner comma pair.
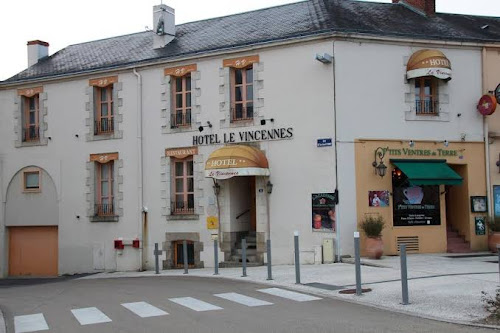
1,0 -> 499,276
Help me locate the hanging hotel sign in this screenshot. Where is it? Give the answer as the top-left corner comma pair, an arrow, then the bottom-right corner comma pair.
193,127 -> 293,146
205,145 -> 270,179
165,147 -> 198,159
406,49 -> 452,81
477,94 -> 497,116
164,64 -> 197,77
90,152 -> 119,163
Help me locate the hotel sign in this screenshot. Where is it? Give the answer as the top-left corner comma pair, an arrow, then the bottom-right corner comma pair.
193,127 -> 293,146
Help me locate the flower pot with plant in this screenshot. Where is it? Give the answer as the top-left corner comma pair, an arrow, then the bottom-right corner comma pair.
360,215 -> 385,259
488,217 -> 500,253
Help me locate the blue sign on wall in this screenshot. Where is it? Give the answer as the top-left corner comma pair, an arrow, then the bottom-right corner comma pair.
317,138 -> 332,147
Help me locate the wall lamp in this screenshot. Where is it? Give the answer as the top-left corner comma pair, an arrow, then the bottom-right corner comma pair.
266,180 -> 274,194
315,53 -> 333,64
260,118 -> 274,125
198,121 -> 212,132
372,147 -> 388,178
213,179 -> 221,196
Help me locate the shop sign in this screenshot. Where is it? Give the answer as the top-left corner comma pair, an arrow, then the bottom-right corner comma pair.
165,146 -> 198,159
193,127 -> 293,146
206,216 -> 219,229
311,193 -> 336,231
381,147 -> 460,158
477,94 -> 497,116
317,138 -> 332,147
393,185 -> 441,226
475,216 -> 486,236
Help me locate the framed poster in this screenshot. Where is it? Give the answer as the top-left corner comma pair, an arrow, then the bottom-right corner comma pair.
471,196 -> 488,213
475,216 -> 486,236
493,186 -> 500,218
393,185 -> 440,226
312,193 -> 336,231
369,191 -> 390,207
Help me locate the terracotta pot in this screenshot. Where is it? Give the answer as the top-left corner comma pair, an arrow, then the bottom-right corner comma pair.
488,232 -> 500,253
365,236 -> 383,259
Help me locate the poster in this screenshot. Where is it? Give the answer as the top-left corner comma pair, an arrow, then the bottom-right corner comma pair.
312,193 -> 336,231
368,191 -> 390,207
393,185 -> 440,226
494,186 -> 500,218
475,216 -> 486,236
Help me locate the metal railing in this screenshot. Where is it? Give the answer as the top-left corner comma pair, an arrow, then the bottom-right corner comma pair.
416,100 -> 439,115
94,118 -> 114,135
171,110 -> 192,128
22,126 -> 39,142
95,203 -> 114,216
171,201 -> 195,215
230,106 -> 254,122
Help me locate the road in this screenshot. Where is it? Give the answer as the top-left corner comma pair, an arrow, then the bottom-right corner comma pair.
0,276 -> 494,333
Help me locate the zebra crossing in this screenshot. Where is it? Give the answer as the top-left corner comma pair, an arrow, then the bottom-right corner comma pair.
13,288 -> 321,332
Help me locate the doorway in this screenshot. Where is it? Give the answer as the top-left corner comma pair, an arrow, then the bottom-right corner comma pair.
446,165 -> 470,250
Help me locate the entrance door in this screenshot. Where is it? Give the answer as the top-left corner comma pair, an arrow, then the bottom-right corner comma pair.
9,226 -> 58,276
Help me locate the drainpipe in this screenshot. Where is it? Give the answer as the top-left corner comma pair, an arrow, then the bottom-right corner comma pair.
133,68 -> 146,270
482,48 -> 493,220
332,41 -> 341,262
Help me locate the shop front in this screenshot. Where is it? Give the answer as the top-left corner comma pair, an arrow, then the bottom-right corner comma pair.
355,140 -> 488,255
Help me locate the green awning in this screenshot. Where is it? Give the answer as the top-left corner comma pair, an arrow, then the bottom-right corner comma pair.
391,159 -> 463,186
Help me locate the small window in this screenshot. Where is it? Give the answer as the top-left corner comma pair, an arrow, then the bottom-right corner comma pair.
94,85 -> 114,135
95,161 -> 114,216
24,170 -> 40,192
171,157 -> 194,215
231,66 -> 253,122
173,240 -> 195,268
171,74 -> 192,128
22,94 -> 40,142
415,77 -> 438,115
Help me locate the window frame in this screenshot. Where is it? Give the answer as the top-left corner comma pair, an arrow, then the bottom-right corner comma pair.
171,74 -> 192,128
23,169 -> 41,193
22,94 -> 40,142
96,161 -> 114,216
171,157 -> 195,215
94,85 -> 114,135
230,65 -> 254,122
415,76 -> 438,115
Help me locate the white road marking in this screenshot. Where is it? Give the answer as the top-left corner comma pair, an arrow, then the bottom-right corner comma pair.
71,307 -> 112,325
257,288 -> 322,302
214,293 -> 273,307
121,302 -> 168,318
14,313 -> 49,333
169,297 -> 223,312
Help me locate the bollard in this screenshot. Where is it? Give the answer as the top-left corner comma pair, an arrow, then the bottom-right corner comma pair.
183,240 -> 189,274
294,231 -> 301,284
266,239 -> 273,280
154,243 -> 161,274
354,232 -> 362,296
214,239 -> 219,275
242,238 -> 247,277
400,244 -> 409,305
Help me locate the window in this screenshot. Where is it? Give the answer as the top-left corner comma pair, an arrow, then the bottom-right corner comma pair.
22,94 -> 40,142
171,157 -> 194,214
171,74 -> 192,128
231,66 -> 253,122
173,240 -> 195,268
415,77 -> 438,115
94,85 -> 114,135
96,161 -> 114,216
23,170 -> 40,192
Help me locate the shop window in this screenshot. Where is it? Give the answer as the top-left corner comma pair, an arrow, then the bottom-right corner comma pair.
231,66 -> 253,122
171,74 -> 192,128
171,157 -> 194,215
173,240 -> 195,268
415,77 -> 438,115
96,161 -> 114,216
23,170 -> 40,192
22,94 -> 40,142
94,85 -> 114,135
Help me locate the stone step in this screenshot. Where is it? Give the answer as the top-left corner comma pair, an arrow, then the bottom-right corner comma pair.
446,231 -> 459,238
447,237 -> 467,244
235,248 -> 257,255
219,261 -> 264,268
230,255 -> 259,262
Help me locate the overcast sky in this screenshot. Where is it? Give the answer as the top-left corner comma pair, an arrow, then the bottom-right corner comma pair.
1,0 -> 499,81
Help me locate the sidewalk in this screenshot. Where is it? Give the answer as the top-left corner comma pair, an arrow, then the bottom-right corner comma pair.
80,253 -> 500,327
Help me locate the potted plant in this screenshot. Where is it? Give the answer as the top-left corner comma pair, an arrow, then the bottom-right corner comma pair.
488,217 -> 500,253
360,215 -> 385,259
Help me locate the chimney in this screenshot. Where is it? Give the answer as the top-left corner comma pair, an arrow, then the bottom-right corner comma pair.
392,0 -> 435,17
153,4 -> 175,49
27,40 -> 49,67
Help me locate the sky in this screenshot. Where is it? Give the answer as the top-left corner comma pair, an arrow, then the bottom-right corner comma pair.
1,0 -> 499,81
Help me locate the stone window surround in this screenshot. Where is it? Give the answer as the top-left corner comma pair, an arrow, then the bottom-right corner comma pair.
219,55 -> 265,129
161,64 -> 201,135
14,87 -> 48,148
162,232 -> 204,269
86,153 -> 124,222
85,76 -> 123,141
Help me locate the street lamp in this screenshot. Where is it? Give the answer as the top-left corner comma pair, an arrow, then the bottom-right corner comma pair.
372,147 -> 388,178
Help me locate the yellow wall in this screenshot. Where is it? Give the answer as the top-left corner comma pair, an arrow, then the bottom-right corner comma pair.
355,140 -> 487,255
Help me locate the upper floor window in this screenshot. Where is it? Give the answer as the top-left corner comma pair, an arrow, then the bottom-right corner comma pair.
231,66 -> 253,122
89,76 -> 117,136
171,157 -> 194,215
171,74 -> 192,128
23,169 -> 41,192
96,160 -> 114,216
415,77 -> 438,115
22,94 -> 40,142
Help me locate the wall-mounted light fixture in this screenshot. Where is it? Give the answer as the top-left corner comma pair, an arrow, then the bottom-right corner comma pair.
443,140 -> 449,147
409,140 -> 415,148
315,53 -> 333,64
266,180 -> 274,194
372,147 -> 388,178
213,179 -> 221,195
198,121 -> 212,132
260,118 -> 274,125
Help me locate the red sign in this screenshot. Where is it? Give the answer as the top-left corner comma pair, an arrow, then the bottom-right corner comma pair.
477,94 -> 497,116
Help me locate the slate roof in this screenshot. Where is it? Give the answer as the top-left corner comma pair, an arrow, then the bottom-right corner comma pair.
4,0 -> 500,84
